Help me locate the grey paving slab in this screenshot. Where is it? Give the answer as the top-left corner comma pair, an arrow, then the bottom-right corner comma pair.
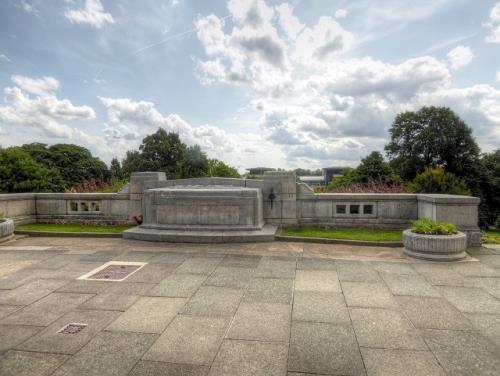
0,305 -> 22,320
475,254 -> 500,268
0,292 -> 94,326
18,309 -> 120,354
29,254 -> 83,269
295,270 -> 340,292
174,257 -> 223,275
360,348 -> 446,376
292,291 -> 350,324
116,251 -> 158,262
78,250 -> 124,262
0,325 -> 43,353
0,350 -> 69,376
147,273 -> 207,297
107,296 -> 186,333
209,339 -> 288,376
148,251 -> 189,264
296,257 -> 336,271
103,282 -> 155,295
56,280 -> 109,294
422,329 -> 500,376
51,331 -> 156,376
0,268 -> 56,289
465,313 -> 500,348
288,321 -> 365,375
129,360 -> 209,376
180,286 -> 243,317
254,257 -> 296,279
466,277 -> 500,299
381,273 -> 441,297
396,296 -> 473,330
78,293 -> 139,311
411,264 -> 472,287
219,254 -> 261,268
451,262 -> 500,277
337,261 -> 381,282
143,315 -> 229,365
227,302 -> 291,342
204,267 -> 254,289
350,307 -> 427,350
0,279 -> 69,305
437,286 -> 500,314
124,263 -> 176,283
243,278 -> 294,304
342,282 -> 398,308
371,261 -> 418,275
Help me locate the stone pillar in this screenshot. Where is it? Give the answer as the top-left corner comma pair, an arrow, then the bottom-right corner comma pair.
128,172 -> 166,221
417,194 -> 482,247
262,171 -> 297,225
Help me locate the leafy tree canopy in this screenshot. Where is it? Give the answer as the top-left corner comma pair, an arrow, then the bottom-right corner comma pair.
385,106 -> 480,182
407,167 -> 471,196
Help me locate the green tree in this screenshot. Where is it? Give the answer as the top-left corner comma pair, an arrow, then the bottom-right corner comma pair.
407,167 -> 471,195
122,150 -> 148,177
356,151 -> 398,184
0,148 -> 64,193
179,145 -> 209,178
385,107 -> 480,182
207,159 -> 240,178
110,158 -> 124,180
477,150 -> 500,227
137,128 -> 186,178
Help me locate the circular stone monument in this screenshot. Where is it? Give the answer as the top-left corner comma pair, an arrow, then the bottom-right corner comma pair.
123,185 -> 277,243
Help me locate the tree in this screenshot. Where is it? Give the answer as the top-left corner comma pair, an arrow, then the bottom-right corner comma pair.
407,167 -> 471,196
385,107 -> 480,182
477,150 -> 500,227
179,145 -> 209,178
356,151 -> 398,184
207,159 -> 240,178
138,128 -> 186,178
0,148 -> 64,193
122,150 -> 148,177
110,158 -> 124,180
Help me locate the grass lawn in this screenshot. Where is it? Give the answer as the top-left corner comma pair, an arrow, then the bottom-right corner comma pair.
280,227 -> 403,242
484,230 -> 500,244
16,223 -> 133,234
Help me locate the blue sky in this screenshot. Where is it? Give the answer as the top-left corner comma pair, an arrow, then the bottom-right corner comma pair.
1,0 -> 499,171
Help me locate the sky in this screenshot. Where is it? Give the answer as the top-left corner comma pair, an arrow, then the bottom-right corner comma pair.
0,0 -> 500,172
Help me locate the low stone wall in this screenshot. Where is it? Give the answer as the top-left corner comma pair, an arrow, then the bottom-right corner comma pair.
0,193 -> 36,224
0,218 -> 15,242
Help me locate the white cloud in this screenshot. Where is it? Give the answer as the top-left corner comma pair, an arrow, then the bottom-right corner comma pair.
65,0 -> 114,29
484,2 -> 500,43
496,70 -> 500,83
446,45 -> 475,70
0,54 -> 10,63
335,9 -> 348,19
0,76 -> 95,138
21,1 -> 39,15
193,0 -> 500,167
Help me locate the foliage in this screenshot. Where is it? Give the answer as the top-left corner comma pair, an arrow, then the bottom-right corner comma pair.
496,216 -> 500,231
293,168 -> 322,176
16,223 -> 132,234
0,147 -> 65,193
483,230 -> 500,244
410,218 -> 458,235
407,167 -> 471,195
281,227 -> 402,242
476,150 -> 500,227
355,151 -> 399,184
207,158 -> 240,178
67,178 -> 127,193
328,180 -> 407,193
179,145 -> 209,178
110,158 -> 124,180
385,106 -> 480,183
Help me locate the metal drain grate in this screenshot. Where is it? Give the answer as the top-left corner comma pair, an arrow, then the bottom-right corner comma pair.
78,261 -> 147,282
58,323 -> 87,334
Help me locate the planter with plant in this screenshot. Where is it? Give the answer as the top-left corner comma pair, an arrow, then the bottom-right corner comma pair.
0,211 -> 15,243
403,218 -> 467,261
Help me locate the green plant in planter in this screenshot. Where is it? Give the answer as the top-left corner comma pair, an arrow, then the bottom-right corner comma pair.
0,211 -> 4,220
410,218 -> 458,235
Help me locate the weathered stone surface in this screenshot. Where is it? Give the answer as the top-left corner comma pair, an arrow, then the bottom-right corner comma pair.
209,340 -> 288,376
361,348 -> 446,376
147,273 -> 207,297
403,230 -> 467,261
0,350 -> 69,376
243,278 -> 294,304
78,293 -> 139,311
0,325 -> 42,353
337,262 -> 381,282
381,273 -> 440,297
294,270 -> 340,292
292,291 -> 350,324
180,286 -> 243,317
437,286 -> 500,314
143,315 -> 229,365
288,321 -> 365,375
129,361 -> 209,376
342,282 -> 397,308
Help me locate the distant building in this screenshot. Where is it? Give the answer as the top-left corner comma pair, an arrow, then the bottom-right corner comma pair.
298,176 -> 324,186
247,167 -> 275,177
322,166 -> 346,185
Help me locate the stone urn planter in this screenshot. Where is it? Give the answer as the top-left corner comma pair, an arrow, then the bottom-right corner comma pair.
403,229 -> 467,261
0,218 -> 15,243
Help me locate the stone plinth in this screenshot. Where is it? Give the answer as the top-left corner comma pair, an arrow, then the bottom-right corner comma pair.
123,185 -> 276,243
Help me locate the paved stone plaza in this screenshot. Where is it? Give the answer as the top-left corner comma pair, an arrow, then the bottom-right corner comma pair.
0,237 -> 500,375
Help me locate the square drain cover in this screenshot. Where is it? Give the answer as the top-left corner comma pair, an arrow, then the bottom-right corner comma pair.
58,323 -> 87,334
78,261 -> 147,282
